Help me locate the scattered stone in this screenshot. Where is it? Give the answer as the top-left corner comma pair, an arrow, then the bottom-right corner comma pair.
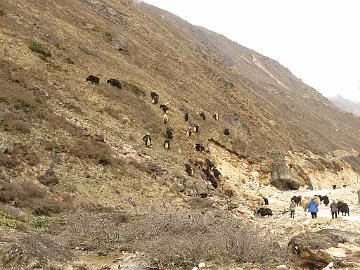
97,250 -> 108,256
38,169 -> 59,186
198,262 -> 206,268
117,258 -> 149,270
93,134 -> 105,143
323,262 -> 334,270
195,186 -> 208,198
51,151 -> 61,164
0,142 -> 12,154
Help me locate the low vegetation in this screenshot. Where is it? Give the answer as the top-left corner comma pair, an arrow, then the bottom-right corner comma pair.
14,99 -> 35,113
61,210 -> 285,269
71,139 -> 113,165
123,81 -> 147,97
30,42 -> 52,58
0,97 -> 8,103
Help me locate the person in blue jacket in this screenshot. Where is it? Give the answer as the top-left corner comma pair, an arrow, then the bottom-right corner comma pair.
308,199 -> 319,218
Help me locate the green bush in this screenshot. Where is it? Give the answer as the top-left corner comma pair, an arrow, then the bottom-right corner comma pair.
0,211 -> 22,229
29,216 -> 58,233
0,97 -> 8,103
123,82 -> 146,97
30,42 -> 51,58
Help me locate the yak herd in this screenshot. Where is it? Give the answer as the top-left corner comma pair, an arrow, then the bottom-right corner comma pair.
257,194 -> 350,218
86,75 -> 353,218
86,75 -> 230,190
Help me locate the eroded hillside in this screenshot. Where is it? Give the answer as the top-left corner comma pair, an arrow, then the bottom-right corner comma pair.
1,0 -> 360,269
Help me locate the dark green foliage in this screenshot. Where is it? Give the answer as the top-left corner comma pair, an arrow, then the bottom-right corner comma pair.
123,82 -> 146,97
0,97 -> 8,103
30,42 -> 52,58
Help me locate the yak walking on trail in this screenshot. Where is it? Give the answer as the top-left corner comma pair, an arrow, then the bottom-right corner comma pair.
107,78 -> 122,89
160,103 -> 170,114
150,92 -> 159,104
184,111 -> 189,121
86,75 -> 100,84
142,133 -> 151,148
194,144 -> 205,152
193,124 -> 199,133
185,164 -> 193,176
257,208 -> 272,217
164,139 -> 170,150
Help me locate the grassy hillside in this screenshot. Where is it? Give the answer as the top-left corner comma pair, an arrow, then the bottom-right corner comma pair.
1,0 -> 360,268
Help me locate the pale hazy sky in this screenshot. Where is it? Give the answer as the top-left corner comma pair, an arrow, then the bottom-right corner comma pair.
144,0 -> 360,102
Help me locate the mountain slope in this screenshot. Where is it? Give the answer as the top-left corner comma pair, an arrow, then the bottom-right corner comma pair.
330,95 -> 360,116
2,0 -> 360,268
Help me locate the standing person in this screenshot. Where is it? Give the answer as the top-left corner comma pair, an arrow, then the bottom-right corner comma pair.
308,199 -> 319,219
330,200 -> 338,219
289,200 -> 296,219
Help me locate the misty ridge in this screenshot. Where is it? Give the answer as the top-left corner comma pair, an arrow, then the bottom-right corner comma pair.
330,95 -> 360,116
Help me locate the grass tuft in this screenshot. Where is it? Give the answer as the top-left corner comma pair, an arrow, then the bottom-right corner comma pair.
30,42 -> 52,58
123,81 -> 146,97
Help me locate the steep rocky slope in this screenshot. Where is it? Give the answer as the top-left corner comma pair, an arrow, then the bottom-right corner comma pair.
1,0 -> 360,269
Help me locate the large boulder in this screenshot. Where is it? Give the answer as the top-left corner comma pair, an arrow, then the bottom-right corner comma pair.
271,160 -> 300,190
287,229 -> 360,269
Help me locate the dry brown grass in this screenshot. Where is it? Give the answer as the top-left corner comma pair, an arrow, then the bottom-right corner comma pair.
0,179 -> 71,215
70,139 -> 113,165
0,233 -> 73,269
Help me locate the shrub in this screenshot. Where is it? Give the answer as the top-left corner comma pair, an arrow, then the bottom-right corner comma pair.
0,120 -> 9,131
29,215 -> 58,233
0,97 -> 8,103
123,82 -> 146,97
0,211 -> 21,229
1,234 -> 73,269
14,99 -> 35,113
30,42 -> 52,58
61,210 -> 285,269
64,57 -> 74,64
71,139 -> 112,165
47,62 -> 61,70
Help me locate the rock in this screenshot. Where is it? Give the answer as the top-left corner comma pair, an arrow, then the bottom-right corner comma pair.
38,169 -> 59,186
195,186 -> 208,198
323,262 -> 334,270
271,160 -> 300,190
276,265 -> 287,269
117,258 -> 149,269
198,262 -> 206,268
287,229 -> 360,269
0,142 -> 12,154
51,151 -> 61,164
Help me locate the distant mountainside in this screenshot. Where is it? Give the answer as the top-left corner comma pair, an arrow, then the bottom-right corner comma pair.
330,95 -> 360,116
